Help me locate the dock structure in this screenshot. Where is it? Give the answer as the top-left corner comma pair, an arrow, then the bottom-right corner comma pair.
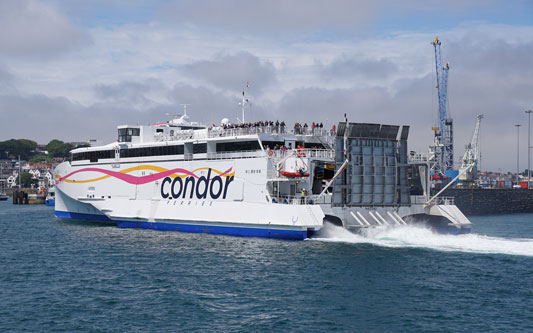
12,190 -> 45,204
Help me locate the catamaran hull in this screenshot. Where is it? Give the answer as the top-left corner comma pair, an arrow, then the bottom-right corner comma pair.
54,183 -> 322,240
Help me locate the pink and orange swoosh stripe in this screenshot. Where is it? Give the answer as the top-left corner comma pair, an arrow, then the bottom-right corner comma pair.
56,165 -> 234,185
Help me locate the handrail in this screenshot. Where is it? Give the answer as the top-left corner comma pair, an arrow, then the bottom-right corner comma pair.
267,148 -> 334,160
207,125 -> 332,138
270,194 -> 331,205
206,150 -> 265,160
427,196 -> 455,205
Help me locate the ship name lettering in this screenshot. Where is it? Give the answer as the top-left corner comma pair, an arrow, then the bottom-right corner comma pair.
160,168 -> 234,200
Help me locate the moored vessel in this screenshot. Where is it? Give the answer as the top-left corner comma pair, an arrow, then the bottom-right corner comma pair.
45,187 -> 55,206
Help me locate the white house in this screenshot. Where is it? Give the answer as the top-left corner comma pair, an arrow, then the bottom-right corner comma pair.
7,175 -> 17,188
44,171 -> 54,186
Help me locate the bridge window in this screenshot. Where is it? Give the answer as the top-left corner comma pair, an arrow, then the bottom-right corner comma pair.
120,145 -> 184,158
118,128 -> 140,142
71,150 -> 114,162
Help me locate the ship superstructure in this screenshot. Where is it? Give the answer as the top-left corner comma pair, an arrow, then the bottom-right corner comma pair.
54,111 -> 472,239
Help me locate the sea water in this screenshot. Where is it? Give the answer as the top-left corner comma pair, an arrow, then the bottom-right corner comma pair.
0,201 -> 532,332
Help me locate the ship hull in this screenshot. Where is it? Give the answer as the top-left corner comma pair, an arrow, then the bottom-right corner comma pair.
54,158 -> 323,240
55,209 -> 312,240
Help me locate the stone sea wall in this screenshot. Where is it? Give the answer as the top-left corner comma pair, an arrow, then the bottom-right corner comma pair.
442,188 -> 533,216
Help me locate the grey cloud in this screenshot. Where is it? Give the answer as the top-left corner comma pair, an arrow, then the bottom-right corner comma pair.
94,79 -> 167,110
159,0 -> 502,35
0,83 -> 267,144
0,65 -> 17,94
167,83 -> 270,125
0,63 -> 530,173
273,59 -> 533,173
437,36 -> 533,122
446,37 -> 533,77
0,0 -> 92,57
1,25 -> 532,173
0,92 -> 174,143
160,0 -> 377,33
179,52 -> 276,93
321,57 -> 399,81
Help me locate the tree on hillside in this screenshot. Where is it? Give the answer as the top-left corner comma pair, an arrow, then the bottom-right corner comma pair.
15,172 -> 33,188
0,139 -> 38,160
46,140 -> 73,158
29,155 -> 51,163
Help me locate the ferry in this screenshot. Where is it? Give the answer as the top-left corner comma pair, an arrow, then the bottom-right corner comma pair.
54,106 -> 471,240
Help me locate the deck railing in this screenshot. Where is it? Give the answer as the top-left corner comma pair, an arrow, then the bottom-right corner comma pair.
267,148 -> 334,160
427,196 -> 455,205
408,153 -> 431,163
207,126 -> 332,138
270,194 -> 332,205
206,150 -> 265,160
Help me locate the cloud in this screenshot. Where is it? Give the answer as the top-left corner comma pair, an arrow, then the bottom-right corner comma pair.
0,1 -> 531,173
0,65 -> 17,94
320,56 -> 399,81
160,0 -> 377,33
0,92 -> 165,143
166,83 -> 270,125
94,79 -> 168,110
179,52 -> 276,93
158,0 -> 507,37
0,0 -> 92,57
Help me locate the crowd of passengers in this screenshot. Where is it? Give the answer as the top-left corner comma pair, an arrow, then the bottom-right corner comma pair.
218,120 -> 287,132
212,120 -> 335,136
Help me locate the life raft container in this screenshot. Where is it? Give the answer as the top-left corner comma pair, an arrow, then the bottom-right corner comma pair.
281,171 -> 310,178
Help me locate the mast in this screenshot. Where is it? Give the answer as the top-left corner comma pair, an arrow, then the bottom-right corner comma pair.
18,154 -> 21,189
239,82 -> 250,124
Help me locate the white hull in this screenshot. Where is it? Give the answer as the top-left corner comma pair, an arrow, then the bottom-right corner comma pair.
54,157 -> 324,239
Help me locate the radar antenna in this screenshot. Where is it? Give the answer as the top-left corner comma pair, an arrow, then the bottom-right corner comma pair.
180,104 -> 190,119
166,104 -> 191,121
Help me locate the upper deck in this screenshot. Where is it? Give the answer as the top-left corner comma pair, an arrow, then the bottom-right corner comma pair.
69,119 -> 335,165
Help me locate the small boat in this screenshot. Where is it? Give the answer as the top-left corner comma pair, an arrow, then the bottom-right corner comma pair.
0,177 -> 8,200
45,187 -> 55,206
281,171 -> 310,178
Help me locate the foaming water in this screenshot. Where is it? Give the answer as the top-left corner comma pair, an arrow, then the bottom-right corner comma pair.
312,223 -> 533,257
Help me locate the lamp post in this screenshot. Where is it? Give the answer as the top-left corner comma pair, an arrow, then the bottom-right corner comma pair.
515,124 -> 521,181
526,110 -> 532,189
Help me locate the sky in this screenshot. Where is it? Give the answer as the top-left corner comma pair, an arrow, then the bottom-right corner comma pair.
0,0 -> 532,172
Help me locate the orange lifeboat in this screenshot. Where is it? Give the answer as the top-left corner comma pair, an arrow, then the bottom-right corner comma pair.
281,171 -> 310,178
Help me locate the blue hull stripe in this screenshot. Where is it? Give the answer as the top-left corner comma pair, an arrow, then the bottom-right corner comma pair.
55,210 -> 309,240
55,210 -> 112,221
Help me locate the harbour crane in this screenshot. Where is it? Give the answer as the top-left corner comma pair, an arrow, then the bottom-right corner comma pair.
459,114 -> 483,183
431,37 -> 454,176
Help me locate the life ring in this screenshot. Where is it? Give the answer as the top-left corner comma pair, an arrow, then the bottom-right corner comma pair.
267,149 -> 274,157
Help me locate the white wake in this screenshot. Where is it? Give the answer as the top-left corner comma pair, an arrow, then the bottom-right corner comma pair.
311,223 -> 533,257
